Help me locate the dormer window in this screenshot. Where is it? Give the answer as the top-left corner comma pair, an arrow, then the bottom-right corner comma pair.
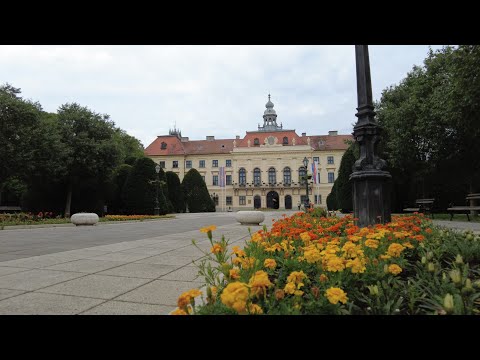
254,138 -> 260,146
283,136 -> 288,145
161,142 -> 167,150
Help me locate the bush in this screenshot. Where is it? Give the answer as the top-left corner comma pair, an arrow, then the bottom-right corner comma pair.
335,146 -> 356,213
182,169 -> 215,213
122,157 -> 157,214
166,171 -> 185,213
171,213 -> 480,315
326,181 -> 338,211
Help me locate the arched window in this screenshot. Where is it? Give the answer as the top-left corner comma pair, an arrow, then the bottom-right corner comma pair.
283,167 -> 291,185
253,168 -> 261,185
239,168 -> 246,185
254,138 -> 260,146
268,167 -> 276,184
299,166 -> 306,185
283,136 -> 288,145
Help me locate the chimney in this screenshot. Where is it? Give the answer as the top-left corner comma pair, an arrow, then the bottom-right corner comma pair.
236,135 -> 240,140
180,137 -> 189,142
301,132 -> 306,137
328,131 -> 338,136
206,136 -> 215,141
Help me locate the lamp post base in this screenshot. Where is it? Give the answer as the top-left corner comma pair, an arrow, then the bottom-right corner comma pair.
351,170 -> 391,227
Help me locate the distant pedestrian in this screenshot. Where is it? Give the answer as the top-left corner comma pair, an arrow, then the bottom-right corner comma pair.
297,201 -> 301,211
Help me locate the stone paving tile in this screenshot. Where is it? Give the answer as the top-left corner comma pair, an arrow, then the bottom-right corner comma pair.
45,259 -> 126,274
88,252 -> 154,262
0,289 -> 26,301
0,292 -> 104,315
135,254 -> 203,267
55,249 -> 113,259
118,247 -> 173,256
159,266 -> 204,283
38,274 -> 150,299
116,279 -> 199,306
0,255 -> 78,269
165,247 -> 206,257
0,266 -> 31,277
80,300 -> 175,315
0,269 -> 85,291
143,242 -> 187,250
97,263 -> 178,279
0,254 -> 25,262
90,242 -> 146,252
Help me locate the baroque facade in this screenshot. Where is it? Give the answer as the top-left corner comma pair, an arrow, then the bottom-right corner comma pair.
144,96 -> 352,211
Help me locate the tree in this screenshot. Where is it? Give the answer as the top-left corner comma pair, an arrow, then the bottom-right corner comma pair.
326,181 -> 338,211
182,169 -> 215,213
158,168 -> 173,213
335,146 -> 356,213
166,171 -> 186,213
108,164 -> 133,214
122,157 -> 157,214
57,103 -> 123,217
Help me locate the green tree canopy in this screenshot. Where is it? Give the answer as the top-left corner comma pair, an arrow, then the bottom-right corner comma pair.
122,157 -> 157,215
182,169 -> 215,213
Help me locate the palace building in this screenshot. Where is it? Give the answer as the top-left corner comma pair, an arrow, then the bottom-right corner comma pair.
144,96 -> 352,211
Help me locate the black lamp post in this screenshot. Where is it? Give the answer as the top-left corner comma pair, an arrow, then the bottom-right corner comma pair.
154,164 -> 160,216
303,157 -> 310,211
350,45 -> 391,227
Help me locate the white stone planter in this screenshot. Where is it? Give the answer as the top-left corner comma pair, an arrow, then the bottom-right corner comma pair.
235,211 -> 265,225
71,213 -> 99,226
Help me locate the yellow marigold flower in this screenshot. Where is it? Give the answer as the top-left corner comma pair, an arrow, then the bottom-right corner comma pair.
229,268 -> 241,280
220,282 -> 249,314
170,308 -> 188,315
403,242 -> 414,249
248,303 -> 263,315
294,282 -> 304,296
232,246 -> 246,258
211,243 -> 223,254
303,247 -> 322,264
241,257 -> 255,270
287,271 -> 307,284
347,235 -> 363,242
326,256 -> 345,272
250,233 -> 262,243
319,274 -> 328,282
264,258 -> 277,269
300,232 -> 311,243
248,270 -> 273,298
325,287 -> 348,305
364,239 -> 379,249
177,289 -> 202,309
275,289 -> 285,300
387,243 -> 405,257
200,225 -> 217,233
265,243 -> 283,252
341,242 -> 359,258
284,282 -> 296,295
388,264 -> 402,275
380,254 -> 391,260
346,257 -> 366,274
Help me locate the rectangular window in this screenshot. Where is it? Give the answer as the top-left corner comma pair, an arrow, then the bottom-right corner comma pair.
313,157 -> 320,164
226,175 -> 232,185
239,196 -> 246,205
199,160 -> 205,168
317,172 -> 321,184
201,175 -> 205,183
213,175 -> 218,186
212,160 -> 218,167
226,196 -> 232,205
328,172 -> 335,183
172,161 -> 178,168
327,156 -> 334,165
185,160 -> 192,168
226,159 -> 232,167
159,161 -> 165,168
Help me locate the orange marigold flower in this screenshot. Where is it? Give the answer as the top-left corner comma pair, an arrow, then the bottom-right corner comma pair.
287,271 -> 307,284
275,289 -> 285,300
177,289 -> 202,309
388,264 -> 402,275
200,225 -> 217,233
319,274 -> 328,282
170,308 -> 188,315
325,287 -> 348,305
220,282 -> 249,314
387,243 -> 405,257
211,243 -> 223,254
229,268 -> 241,280
425,228 -> 432,234
311,286 -> 320,299
264,258 -> 277,269
248,303 -> 263,315
248,270 -> 273,298
232,246 -> 246,258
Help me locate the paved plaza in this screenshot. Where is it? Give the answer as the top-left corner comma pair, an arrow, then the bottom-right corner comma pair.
0,211 -> 478,315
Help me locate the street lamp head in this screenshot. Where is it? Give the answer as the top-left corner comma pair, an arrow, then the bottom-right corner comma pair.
155,164 -> 160,174
303,157 -> 309,168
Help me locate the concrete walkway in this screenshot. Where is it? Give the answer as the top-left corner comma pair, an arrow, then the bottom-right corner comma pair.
432,219 -> 480,234
0,211 -> 296,314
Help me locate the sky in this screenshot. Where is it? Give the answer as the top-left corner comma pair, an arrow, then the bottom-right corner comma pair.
0,45 -> 445,147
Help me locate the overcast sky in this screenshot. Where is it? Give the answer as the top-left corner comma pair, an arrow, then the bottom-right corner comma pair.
0,45 -> 445,147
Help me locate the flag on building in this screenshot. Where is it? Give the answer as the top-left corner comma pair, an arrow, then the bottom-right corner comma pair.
219,167 -> 226,187
311,161 -> 318,184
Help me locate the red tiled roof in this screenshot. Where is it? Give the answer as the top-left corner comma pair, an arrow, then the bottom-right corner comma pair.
309,135 -> 353,151
144,136 -> 185,156
237,130 -> 305,147
182,139 -> 235,155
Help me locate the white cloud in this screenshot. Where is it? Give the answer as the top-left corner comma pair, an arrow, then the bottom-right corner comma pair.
0,45 -> 444,146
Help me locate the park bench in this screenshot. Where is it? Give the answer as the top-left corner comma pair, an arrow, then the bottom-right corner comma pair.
403,198 -> 435,218
447,193 -> 480,221
0,206 -> 22,213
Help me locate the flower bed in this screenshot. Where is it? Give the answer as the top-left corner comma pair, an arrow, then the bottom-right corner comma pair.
173,211 -> 480,315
